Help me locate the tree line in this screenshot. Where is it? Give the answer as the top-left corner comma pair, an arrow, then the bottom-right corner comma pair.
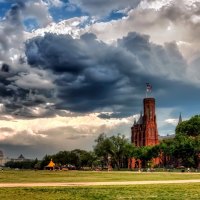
5,115 -> 200,170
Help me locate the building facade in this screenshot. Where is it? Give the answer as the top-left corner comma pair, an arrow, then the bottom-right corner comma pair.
131,98 -> 159,147
130,98 -> 159,168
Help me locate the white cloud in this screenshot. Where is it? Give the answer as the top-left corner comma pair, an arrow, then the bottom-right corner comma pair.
0,112 -> 136,157
156,107 -> 180,136
82,0 -> 200,60
26,16 -> 88,39
139,0 -> 173,10
13,73 -> 55,90
0,112 -> 134,141
165,118 -> 178,126
23,1 -> 52,27
44,0 -> 63,7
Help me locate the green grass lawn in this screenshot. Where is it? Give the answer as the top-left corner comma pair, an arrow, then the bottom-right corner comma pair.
1,171 -> 200,199
1,184 -> 200,200
1,170 -> 200,183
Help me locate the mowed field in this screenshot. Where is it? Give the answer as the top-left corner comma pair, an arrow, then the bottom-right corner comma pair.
1,170 -> 200,199
1,170 -> 200,183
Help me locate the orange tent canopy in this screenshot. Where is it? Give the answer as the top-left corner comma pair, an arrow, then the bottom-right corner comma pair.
47,159 -> 55,168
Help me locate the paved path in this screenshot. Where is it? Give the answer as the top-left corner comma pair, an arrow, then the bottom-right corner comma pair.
1,180 -> 200,187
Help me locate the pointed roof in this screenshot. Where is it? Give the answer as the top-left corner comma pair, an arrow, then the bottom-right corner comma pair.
137,111 -> 143,124
133,118 -> 137,126
18,154 -> 25,159
178,113 -> 182,124
47,159 -> 55,168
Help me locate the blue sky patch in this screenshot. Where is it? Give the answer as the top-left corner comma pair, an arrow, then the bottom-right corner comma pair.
23,18 -> 39,31
49,3 -> 86,23
0,2 -> 12,18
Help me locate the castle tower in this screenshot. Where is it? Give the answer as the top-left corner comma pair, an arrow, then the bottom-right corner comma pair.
130,97 -> 160,168
143,98 -> 159,146
131,98 -> 159,147
130,91 -> 161,168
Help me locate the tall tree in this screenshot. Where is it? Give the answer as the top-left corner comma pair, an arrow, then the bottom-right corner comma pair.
176,115 -> 200,137
94,133 -> 113,168
109,134 -> 131,169
173,135 -> 197,167
94,133 -> 133,169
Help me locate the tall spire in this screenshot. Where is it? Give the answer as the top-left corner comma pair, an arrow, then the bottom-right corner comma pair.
178,113 -> 182,124
137,111 -> 143,124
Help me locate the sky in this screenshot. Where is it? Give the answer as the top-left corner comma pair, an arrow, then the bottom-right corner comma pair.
0,0 -> 200,159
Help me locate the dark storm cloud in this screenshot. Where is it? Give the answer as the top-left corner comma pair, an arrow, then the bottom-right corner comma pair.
0,63 -> 55,118
0,0 -> 55,118
0,66 -> 18,100
26,32 -> 142,113
24,31 -> 198,118
1,63 -> 10,72
25,33 -> 93,74
118,32 -> 187,77
0,0 -> 60,118
1,0 -> 199,119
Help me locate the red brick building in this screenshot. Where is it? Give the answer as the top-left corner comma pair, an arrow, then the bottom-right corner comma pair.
130,98 -> 160,168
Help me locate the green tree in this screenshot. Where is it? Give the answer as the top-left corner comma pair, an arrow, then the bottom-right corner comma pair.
40,154 -> 52,169
94,133 -> 133,170
158,138 -> 176,167
176,115 -> 200,137
53,151 -> 71,165
94,133 -> 113,168
71,149 -> 97,169
5,160 -> 38,169
194,136 -> 200,168
79,151 -> 96,168
134,146 -> 153,168
109,134 -> 132,169
173,134 -> 197,167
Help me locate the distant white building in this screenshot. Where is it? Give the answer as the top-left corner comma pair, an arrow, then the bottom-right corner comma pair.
11,154 -> 30,162
0,150 -> 32,166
